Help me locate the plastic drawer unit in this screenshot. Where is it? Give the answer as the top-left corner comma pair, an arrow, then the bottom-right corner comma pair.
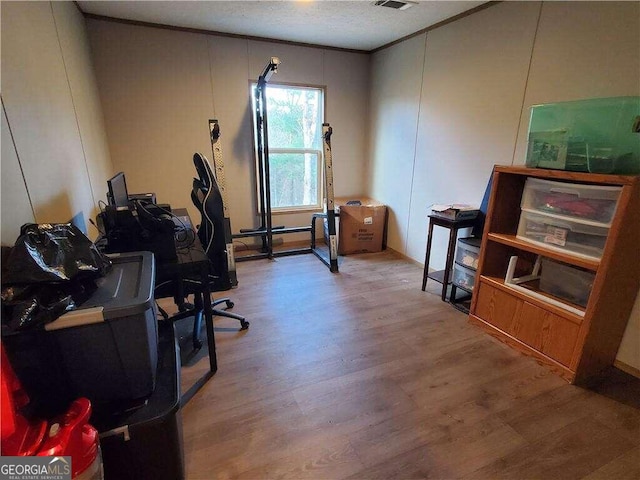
453,263 -> 476,292
3,251 -> 157,416
521,177 -> 621,225
540,258 -> 595,308
455,238 -> 481,270
94,321 -> 184,480
516,211 -> 608,260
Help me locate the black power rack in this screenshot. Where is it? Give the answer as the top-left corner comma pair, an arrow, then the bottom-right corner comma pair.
207,57 -> 338,273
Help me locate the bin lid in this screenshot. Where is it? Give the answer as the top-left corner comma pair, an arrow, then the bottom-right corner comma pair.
73,251 -> 155,321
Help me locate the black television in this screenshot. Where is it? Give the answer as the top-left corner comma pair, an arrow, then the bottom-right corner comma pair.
107,172 -> 130,207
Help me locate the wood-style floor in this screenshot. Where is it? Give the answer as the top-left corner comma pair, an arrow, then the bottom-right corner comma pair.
160,250 -> 640,480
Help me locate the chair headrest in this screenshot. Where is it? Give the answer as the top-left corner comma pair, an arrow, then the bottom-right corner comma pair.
193,153 -> 215,189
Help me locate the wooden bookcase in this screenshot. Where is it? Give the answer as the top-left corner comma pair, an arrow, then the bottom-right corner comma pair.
469,166 -> 640,384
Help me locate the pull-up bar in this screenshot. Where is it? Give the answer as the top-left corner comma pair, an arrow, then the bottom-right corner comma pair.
208,57 -> 338,273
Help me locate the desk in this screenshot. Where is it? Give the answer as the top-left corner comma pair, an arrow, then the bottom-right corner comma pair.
421,215 -> 476,301
97,208 -> 218,405
98,207 -> 218,406
154,208 -> 217,406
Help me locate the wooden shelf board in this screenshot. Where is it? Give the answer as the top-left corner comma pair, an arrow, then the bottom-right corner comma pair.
493,166 -> 639,186
487,233 -> 600,271
479,275 -> 584,325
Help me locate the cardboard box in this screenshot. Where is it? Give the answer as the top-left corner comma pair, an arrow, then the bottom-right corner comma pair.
334,197 -> 387,255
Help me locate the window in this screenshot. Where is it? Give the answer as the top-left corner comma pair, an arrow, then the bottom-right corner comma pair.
252,83 -> 325,212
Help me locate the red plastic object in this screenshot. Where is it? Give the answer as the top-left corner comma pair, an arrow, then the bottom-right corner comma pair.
1,347 -> 16,438
37,398 -> 100,479
1,412 -> 49,457
1,343 -> 48,456
1,348 -> 17,439
1,342 -> 101,479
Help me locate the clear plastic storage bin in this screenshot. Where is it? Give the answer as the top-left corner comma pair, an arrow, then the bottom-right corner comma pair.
540,258 -> 595,308
453,263 -> 476,291
517,211 -> 608,259
525,96 -> 640,174
455,239 -> 481,270
521,178 -> 621,225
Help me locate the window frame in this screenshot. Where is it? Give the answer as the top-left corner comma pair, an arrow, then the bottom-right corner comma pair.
250,81 -> 327,215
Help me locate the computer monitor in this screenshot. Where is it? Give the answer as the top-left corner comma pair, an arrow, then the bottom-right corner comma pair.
107,172 -> 130,207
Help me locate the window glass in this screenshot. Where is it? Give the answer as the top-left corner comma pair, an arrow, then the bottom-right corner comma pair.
252,83 -> 325,211
266,85 -> 322,150
269,152 -> 319,208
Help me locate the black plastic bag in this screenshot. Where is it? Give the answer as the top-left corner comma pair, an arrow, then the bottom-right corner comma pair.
1,281 -> 98,333
4,223 -> 112,284
1,223 -> 110,332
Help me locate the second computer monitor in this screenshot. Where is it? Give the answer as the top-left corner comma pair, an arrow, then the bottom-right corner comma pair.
107,172 -> 129,207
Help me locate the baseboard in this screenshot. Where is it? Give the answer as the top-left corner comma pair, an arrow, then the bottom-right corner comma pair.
240,237 -> 425,266
613,359 -> 640,379
383,245 -> 424,268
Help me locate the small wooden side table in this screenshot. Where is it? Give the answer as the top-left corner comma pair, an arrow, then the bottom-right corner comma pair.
421,215 -> 476,301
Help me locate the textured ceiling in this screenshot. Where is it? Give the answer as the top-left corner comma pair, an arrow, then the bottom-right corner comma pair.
77,1 -> 487,51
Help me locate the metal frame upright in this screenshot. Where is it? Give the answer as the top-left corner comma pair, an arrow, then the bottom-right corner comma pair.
208,119 -> 238,287
213,57 -> 338,272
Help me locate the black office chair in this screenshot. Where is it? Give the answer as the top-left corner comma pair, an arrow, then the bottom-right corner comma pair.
189,153 -> 248,332
156,154 -> 248,352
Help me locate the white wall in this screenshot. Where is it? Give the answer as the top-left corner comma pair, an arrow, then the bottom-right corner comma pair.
368,1 -> 640,369
406,2 -> 541,264
368,34 -> 426,254
87,20 -> 370,243
1,1 -> 113,244
1,101 -> 36,243
51,2 -> 114,214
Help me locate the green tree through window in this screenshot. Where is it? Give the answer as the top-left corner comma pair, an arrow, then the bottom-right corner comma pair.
253,84 -> 324,211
